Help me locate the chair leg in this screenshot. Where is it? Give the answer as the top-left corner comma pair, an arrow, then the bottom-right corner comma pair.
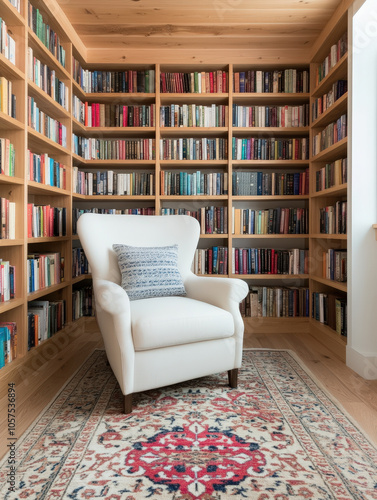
228,369 -> 238,388
124,394 -> 133,414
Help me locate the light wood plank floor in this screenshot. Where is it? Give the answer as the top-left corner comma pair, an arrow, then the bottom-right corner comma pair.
0,319 -> 376,460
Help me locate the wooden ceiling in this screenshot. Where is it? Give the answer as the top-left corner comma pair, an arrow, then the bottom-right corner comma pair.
54,0 -> 345,65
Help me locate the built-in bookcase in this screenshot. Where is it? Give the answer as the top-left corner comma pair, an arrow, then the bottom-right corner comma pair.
0,0 -> 351,374
309,11 -> 348,345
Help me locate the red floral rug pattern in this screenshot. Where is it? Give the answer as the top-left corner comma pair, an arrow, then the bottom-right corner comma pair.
1,349 -> 377,499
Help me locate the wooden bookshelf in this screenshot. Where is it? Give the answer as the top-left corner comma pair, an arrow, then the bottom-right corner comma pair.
309,10 -> 348,341
0,0 -> 353,376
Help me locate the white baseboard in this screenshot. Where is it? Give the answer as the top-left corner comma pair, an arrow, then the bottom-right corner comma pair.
346,346 -> 377,380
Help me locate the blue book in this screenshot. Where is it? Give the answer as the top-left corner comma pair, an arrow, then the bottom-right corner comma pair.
212,246 -> 218,274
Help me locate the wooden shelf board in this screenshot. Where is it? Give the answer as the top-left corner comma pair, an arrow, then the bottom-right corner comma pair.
310,275 -> 347,292
232,160 -> 309,167
232,127 -> 309,136
160,93 -> 228,102
0,174 -> 24,185
28,80 -> 70,120
0,111 -> 24,131
231,274 -> 309,280
309,317 -> 347,346
28,128 -> 70,156
73,158 -> 156,166
311,183 -> 347,198
73,194 -> 155,201
199,233 -> 228,238
28,236 -> 70,243
160,160 -> 227,166
72,274 -> 92,284
233,195 -> 309,201
28,29 -> 70,80
0,238 -> 24,247
233,93 -> 310,104
0,52 -> 24,79
311,137 -> 347,163
232,234 -> 309,239
27,282 -> 69,300
160,195 -> 227,200
311,93 -> 348,130
160,127 -> 228,137
28,181 -> 70,196
310,233 -> 347,240
312,53 -> 348,98
0,298 -> 23,313
84,92 -> 155,102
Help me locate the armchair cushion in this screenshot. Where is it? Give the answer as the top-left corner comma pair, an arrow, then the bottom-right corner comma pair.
113,244 -> 186,300
130,296 -> 234,351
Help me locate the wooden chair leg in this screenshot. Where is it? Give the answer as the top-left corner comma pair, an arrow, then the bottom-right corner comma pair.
228,369 -> 238,388
124,394 -> 133,414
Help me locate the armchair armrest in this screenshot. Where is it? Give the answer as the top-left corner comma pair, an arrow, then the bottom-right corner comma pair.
93,278 -> 131,315
184,273 -> 249,311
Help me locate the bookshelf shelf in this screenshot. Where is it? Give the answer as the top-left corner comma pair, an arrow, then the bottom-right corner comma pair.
232,160 -> 309,167
27,29 -> 70,80
0,175 -> 24,185
84,92 -> 156,103
311,275 -> 347,292
232,93 -> 310,104
232,234 -> 309,239
0,52 -> 24,79
0,0 -> 25,25
160,159 -> 228,167
0,298 -> 24,314
74,195 -> 155,201
232,127 -> 309,136
310,233 -> 347,240
232,195 -> 309,201
311,183 -> 347,198
0,239 -> 23,247
72,275 -> 92,284
28,80 -> 70,119
312,53 -> 348,98
311,92 -> 348,129
0,111 -> 24,131
160,127 -> 228,137
311,137 -> 347,163
73,126 -> 156,138
73,158 -> 156,167
160,93 -> 228,104
230,274 -> 309,280
27,181 -> 70,196
28,128 -> 70,155
27,282 -> 69,301
199,234 -> 228,239
160,195 -> 227,201
28,236 -> 70,243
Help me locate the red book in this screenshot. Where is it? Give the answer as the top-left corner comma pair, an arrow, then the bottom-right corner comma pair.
208,249 -> 213,274
222,71 -> 227,93
209,72 -> 214,93
234,249 -> 239,274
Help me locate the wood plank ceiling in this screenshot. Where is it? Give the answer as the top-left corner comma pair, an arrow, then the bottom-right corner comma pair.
55,0 -> 344,65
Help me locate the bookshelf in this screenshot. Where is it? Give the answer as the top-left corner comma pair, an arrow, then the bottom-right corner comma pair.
309,11 -> 348,343
0,0 -> 353,376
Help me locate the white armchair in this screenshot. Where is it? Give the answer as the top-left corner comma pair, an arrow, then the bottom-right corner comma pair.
77,214 -> 249,413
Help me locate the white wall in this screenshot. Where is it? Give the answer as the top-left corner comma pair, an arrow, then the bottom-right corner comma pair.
347,0 -> 377,379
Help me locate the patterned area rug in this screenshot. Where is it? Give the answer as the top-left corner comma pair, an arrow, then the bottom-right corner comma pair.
1,349 -> 377,499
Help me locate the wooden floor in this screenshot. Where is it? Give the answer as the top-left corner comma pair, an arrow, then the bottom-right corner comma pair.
1,318 -> 377,460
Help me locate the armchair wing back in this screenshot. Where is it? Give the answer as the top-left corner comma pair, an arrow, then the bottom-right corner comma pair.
77,214 -> 249,413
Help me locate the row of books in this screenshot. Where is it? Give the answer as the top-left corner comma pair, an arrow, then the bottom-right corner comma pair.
73,169 -> 155,196
232,207 -> 308,235
322,249 -> 347,282
27,47 -> 69,111
27,252 -> 63,293
73,136 -> 156,160
315,32 -> 347,86
316,158 -> 347,192
160,104 -> 228,128
0,138 -> 15,176
72,98 -> 156,128
160,71 -> 228,94
0,18 -> 16,65
27,204 -> 67,238
161,206 -> 228,235
0,259 -> 15,301
241,286 -> 310,318
312,292 -> 347,336
27,151 -> 67,189
72,60 -> 155,93
233,69 -> 309,94
72,286 -> 95,320
28,97 -> 67,147
27,1 -> 66,67
160,171 -> 227,196
159,138 -> 227,160
232,137 -> 309,161
232,248 -> 308,276
0,322 -> 17,369
0,77 -> 16,119
193,246 -> 228,275
0,197 -> 15,239
232,170 -> 309,196
28,299 -> 66,349
232,104 -> 309,128
312,114 -> 347,156
312,80 -> 347,122
72,207 -> 155,233
319,201 -> 347,234
72,248 -> 89,278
